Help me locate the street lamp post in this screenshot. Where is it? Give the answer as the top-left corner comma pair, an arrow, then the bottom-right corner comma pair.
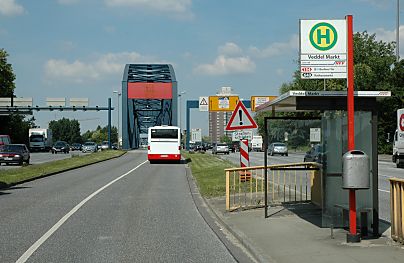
397,0 -> 400,61
178,91 -> 186,148
113,90 -> 121,148
178,91 -> 186,130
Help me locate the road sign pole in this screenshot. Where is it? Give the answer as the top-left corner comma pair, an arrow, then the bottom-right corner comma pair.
108,98 -> 112,149
346,14 -> 359,243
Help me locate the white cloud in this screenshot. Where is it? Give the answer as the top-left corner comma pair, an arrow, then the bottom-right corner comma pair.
195,42 -> 256,75
276,68 -> 284,76
105,0 -> 193,18
0,0 -> 24,16
194,55 -> 255,76
58,0 -> 79,5
373,26 -> 404,57
104,26 -> 116,33
59,41 -> 76,52
374,26 -> 403,42
218,42 -> 243,56
44,52 -> 156,83
357,0 -> 391,8
249,34 -> 298,58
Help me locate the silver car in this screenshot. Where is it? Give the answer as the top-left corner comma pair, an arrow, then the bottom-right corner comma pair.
82,141 -> 98,153
212,143 -> 230,155
268,142 -> 288,156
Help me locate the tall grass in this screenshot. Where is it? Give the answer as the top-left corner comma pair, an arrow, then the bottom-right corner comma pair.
183,152 -> 236,197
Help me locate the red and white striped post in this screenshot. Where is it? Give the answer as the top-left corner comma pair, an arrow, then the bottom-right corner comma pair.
239,139 -> 251,182
240,139 -> 250,167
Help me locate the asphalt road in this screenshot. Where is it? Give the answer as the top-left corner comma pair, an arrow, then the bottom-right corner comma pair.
216,151 -> 401,222
0,151 -> 238,263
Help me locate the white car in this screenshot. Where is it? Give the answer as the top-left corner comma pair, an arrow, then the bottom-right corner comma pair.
100,141 -> 109,150
82,142 -> 98,153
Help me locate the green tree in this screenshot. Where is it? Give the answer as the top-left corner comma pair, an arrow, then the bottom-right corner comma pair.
202,136 -> 212,143
81,130 -> 94,142
219,135 -> 232,144
0,49 -> 36,144
82,125 -> 117,144
377,60 -> 404,153
0,49 -> 15,98
49,118 -> 82,144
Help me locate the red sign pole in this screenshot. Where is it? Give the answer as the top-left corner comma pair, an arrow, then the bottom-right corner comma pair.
346,14 -> 358,241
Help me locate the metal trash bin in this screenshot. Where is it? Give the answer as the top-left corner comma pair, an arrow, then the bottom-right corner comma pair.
342,150 -> 370,189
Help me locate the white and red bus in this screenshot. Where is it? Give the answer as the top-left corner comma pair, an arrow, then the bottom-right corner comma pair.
148,125 -> 181,163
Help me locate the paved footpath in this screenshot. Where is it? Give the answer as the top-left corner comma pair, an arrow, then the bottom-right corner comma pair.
207,197 -> 404,263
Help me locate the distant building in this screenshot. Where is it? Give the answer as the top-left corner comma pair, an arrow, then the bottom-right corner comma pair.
208,87 -> 236,143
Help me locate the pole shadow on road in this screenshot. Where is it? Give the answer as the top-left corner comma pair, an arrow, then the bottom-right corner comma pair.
0,185 -> 31,193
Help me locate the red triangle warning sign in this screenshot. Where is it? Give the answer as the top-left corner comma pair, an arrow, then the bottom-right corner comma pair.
226,101 -> 257,130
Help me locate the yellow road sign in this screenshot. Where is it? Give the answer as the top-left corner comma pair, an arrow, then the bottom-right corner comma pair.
209,96 -> 239,112
250,96 -> 277,111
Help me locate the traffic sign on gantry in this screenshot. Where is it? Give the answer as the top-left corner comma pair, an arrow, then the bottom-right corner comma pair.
251,96 -> 277,111
209,96 -> 239,112
300,19 -> 347,79
199,96 -> 209,112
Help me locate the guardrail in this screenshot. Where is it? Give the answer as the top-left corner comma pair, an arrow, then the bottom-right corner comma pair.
390,178 -> 404,243
225,162 -> 321,211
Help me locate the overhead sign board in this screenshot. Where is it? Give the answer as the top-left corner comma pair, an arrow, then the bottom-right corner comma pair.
226,101 -> 257,131
199,96 -> 209,112
0,98 -> 33,107
232,130 -> 253,141
46,98 -> 66,107
300,19 -> 347,79
251,96 -> 277,111
310,128 -> 321,142
70,98 -> 89,107
209,96 -> 239,112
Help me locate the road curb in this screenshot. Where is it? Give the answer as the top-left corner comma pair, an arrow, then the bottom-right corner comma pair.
202,194 -> 272,263
185,166 -> 268,263
0,151 -> 127,190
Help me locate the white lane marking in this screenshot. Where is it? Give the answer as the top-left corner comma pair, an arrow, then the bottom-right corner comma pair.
16,160 -> 148,263
378,188 -> 390,193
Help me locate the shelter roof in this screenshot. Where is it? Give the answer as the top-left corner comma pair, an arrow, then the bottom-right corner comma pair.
255,90 -> 391,112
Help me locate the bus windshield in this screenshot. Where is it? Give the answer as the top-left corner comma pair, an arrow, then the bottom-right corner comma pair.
151,129 -> 178,139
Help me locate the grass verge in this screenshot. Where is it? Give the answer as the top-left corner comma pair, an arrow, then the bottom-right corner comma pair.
182,151 -> 236,198
0,150 -> 126,188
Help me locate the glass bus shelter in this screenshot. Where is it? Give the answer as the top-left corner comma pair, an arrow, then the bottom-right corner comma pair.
256,90 -> 391,236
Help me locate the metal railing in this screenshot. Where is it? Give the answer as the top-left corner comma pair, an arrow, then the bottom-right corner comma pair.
390,178 -> 404,243
225,162 -> 321,211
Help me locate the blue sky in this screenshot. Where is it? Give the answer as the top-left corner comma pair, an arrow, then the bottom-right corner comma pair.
0,0 -> 401,135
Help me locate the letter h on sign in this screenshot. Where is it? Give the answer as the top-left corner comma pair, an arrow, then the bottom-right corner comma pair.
317,28 -> 330,45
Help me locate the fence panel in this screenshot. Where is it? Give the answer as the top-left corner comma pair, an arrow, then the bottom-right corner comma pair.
390,178 -> 404,243
225,163 -> 321,211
